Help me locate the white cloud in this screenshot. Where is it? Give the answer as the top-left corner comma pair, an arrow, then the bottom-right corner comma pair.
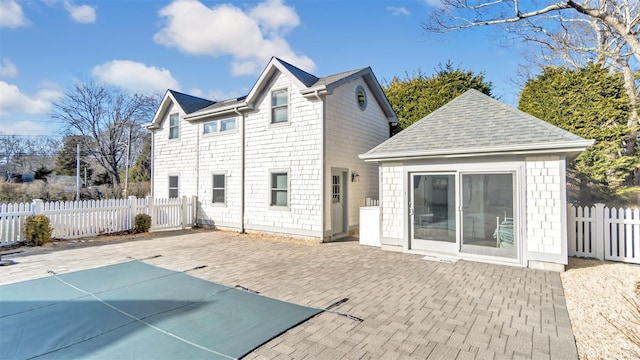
249,0 -> 299,36
387,7 -> 410,16
64,2 -> 96,23
424,0 -> 444,8
0,58 -> 18,78
0,0 -> 29,28
154,0 -> 315,76
0,120 -> 49,135
92,60 -> 180,94
0,81 -> 62,116
189,88 -> 245,102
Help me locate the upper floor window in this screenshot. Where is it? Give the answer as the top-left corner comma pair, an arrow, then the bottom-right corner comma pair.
271,89 -> 288,124
203,121 -> 217,134
169,113 -> 179,139
203,118 -> 236,135
169,175 -> 179,198
220,118 -> 236,132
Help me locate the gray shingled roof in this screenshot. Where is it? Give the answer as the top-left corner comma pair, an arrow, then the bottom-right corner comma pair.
169,90 -> 216,114
277,58 -> 319,87
361,89 -> 593,159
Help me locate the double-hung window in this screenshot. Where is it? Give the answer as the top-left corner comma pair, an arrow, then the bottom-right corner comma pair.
270,172 -> 288,207
169,113 -> 179,139
271,89 -> 288,124
168,176 -> 179,198
212,174 -> 225,204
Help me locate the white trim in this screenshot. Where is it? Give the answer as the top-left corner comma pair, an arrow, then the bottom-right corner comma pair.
269,86 -> 290,126
202,117 -> 238,137
360,141 -> 594,161
269,169 -> 290,210
168,113 -> 180,140
168,174 -> 179,199
211,173 -> 227,206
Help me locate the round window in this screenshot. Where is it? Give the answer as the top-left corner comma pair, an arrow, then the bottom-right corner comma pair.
356,85 -> 367,110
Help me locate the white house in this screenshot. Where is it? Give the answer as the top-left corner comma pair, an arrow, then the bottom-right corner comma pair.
359,90 -> 594,270
145,57 -> 397,241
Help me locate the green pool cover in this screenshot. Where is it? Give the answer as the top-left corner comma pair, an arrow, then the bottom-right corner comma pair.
0,261 -> 322,359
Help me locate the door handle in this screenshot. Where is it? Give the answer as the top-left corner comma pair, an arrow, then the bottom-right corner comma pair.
408,202 -> 414,216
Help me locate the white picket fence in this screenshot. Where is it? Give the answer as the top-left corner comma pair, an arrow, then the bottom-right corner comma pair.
0,196 -> 196,246
568,203 -> 640,264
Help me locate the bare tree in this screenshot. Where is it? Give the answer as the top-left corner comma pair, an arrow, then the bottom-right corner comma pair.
52,82 -> 159,186
425,0 -> 639,182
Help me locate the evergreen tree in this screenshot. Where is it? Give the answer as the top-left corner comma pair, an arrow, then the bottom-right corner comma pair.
130,134 -> 151,182
55,136 -> 93,177
384,62 -> 492,129
519,64 -> 638,196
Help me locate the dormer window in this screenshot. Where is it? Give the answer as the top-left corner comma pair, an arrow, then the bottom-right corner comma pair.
169,113 -> 179,139
271,88 -> 288,124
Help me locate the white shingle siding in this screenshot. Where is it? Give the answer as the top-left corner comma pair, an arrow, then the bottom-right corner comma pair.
197,123 -> 242,227
525,155 -> 563,255
380,164 -> 404,241
153,103 -> 243,227
325,78 -> 390,232
153,103 -> 198,199
243,72 -> 323,234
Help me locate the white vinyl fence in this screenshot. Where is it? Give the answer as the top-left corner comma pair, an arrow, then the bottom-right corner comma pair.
0,196 -> 196,246
568,203 -> 640,264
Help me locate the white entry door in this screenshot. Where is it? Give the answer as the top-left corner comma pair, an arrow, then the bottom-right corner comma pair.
331,169 -> 346,237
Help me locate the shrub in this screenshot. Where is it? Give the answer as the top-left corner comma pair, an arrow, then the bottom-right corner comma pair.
134,214 -> 151,233
24,215 -> 52,246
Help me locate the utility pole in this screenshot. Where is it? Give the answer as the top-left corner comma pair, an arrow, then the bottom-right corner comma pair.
124,126 -> 132,197
76,143 -> 80,201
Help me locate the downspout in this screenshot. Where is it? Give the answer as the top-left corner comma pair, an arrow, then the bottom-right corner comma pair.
195,121 -> 200,225
317,90 -> 326,242
150,131 -> 155,197
236,107 -> 245,233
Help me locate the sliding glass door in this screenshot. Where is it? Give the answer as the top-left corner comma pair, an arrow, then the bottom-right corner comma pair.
410,174 -> 457,252
409,171 -> 518,260
460,173 -> 517,258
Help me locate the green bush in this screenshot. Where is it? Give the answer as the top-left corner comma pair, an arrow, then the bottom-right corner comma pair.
134,214 -> 151,233
24,215 -> 52,246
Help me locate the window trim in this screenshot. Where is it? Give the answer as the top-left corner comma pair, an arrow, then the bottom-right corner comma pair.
355,85 -> 367,111
269,87 -> 290,126
168,113 -> 180,139
269,169 -> 290,210
211,173 -> 226,206
168,175 -> 179,199
202,117 -> 237,136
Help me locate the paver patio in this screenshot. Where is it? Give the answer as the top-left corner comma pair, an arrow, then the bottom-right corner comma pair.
0,231 -> 578,359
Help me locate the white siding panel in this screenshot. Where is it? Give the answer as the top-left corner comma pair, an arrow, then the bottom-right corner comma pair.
243,72 -> 323,234
325,78 -> 390,232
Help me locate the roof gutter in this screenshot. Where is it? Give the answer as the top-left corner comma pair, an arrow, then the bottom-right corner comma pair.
184,103 -> 251,121
359,140 -> 595,162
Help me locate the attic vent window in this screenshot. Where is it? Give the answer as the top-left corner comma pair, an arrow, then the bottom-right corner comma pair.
356,86 -> 367,111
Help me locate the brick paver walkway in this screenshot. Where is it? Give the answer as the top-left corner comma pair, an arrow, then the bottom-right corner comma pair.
1,231 -> 578,359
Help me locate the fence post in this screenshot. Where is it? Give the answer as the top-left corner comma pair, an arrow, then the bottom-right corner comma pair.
594,203 -> 605,261
31,199 -> 43,216
191,196 -> 198,227
181,196 -> 187,230
147,196 -> 155,229
128,196 -> 137,230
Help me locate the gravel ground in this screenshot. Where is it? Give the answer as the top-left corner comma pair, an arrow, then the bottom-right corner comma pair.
561,258 -> 640,359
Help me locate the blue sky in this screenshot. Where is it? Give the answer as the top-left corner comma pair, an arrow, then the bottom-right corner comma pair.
0,0 -> 527,136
